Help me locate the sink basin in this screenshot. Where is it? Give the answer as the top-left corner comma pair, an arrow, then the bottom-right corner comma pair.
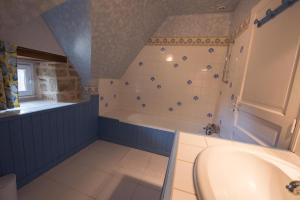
193,145 -> 300,200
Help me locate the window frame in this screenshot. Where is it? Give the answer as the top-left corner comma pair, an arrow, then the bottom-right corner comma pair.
17,62 -> 36,98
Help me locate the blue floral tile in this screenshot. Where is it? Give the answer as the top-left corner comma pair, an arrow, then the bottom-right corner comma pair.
240,46 -> 244,53
231,94 -> 235,101
213,74 -> 219,79
187,80 -> 192,85
208,48 -> 214,53
182,56 -> 188,61
193,96 -> 199,101
160,47 -> 166,52
206,65 -> 213,70
150,76 -> 155,81
157,84 -> 162,89
207,113 -> 213,118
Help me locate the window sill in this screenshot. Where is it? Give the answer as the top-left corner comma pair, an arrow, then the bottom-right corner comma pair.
0,100 -> 76,118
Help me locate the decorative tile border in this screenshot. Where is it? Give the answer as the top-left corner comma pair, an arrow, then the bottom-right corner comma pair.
147,36 -> 232,46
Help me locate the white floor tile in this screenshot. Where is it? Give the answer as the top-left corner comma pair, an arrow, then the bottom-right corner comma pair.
131,184 -> 161,200
18,176 -> 92,200
96,173 -> 139,200
69,143 -> 127,173
46,162 -> 112,198
143,154 -> 168,188
119,149 -> 152,175
18,140 -> 166,200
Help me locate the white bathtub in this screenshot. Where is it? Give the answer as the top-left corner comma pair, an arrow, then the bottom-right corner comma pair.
101,110 -> 206,134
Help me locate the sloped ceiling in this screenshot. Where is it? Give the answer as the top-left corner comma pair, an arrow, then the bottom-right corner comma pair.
0,0 -> 241,82
43,0 -> 91,85
0,0 -> 65,33
166,0 -> 241,15
91,0 -> 169,78
91,0 -> 240,78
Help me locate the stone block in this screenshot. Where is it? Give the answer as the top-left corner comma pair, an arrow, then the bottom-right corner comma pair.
55,69 -> 67,77
39,83 -> 47,91
69,69 -> 78,77
48,63 -> 68,68
37,68 -> 56,77
57,79 -> 75,91
49,79 -> 58,91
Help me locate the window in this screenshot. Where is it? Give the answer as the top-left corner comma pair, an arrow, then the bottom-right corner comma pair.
17,63 -> 35,97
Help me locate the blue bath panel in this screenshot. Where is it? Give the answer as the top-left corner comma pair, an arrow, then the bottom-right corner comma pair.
98,117 -> 175,156
0,95 -> 99,188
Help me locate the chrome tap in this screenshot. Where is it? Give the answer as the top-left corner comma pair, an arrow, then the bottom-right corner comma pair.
286,181 -> 300,195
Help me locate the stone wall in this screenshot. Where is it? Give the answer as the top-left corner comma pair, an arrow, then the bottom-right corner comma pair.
36,62 -> 81,102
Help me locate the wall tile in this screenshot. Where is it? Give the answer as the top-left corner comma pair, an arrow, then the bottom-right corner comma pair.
99,43 -> 227,128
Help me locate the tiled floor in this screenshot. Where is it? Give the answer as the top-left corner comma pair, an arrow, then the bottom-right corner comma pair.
18,140 -> 169,200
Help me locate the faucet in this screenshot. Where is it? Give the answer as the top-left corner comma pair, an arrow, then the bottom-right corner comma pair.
203,123 -> 219,135
286,181 -> 300,195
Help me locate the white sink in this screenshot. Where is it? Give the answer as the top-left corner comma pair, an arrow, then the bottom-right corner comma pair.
193,145 -> 300,200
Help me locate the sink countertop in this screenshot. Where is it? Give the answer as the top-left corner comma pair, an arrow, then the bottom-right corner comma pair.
169,132 -> 300,200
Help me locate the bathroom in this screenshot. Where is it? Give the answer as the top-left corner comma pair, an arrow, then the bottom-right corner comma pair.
0,0 -> 300,199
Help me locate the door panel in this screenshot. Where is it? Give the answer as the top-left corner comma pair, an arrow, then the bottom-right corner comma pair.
236,111 -> 280,146
235,0 -> 300,149
242,0 -> 300,114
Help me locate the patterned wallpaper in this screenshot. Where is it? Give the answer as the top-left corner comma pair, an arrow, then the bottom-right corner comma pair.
165,0 -> 240,15
43,0 -> 91,86
90,0 -> 168,79
0,0 -> 249,84
99,41 -> 228,129
230,0 -> 260,37
0,0 -> 65,33
153,13 -> 232,37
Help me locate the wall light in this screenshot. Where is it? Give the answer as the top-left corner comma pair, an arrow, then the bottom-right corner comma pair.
166,55 -> 174,62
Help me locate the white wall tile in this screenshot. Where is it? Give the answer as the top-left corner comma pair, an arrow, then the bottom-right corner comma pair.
99,45 -> 227,128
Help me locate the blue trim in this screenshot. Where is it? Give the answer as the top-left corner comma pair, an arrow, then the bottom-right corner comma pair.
0,96 -> 99,188
98,117 -> 175,156
160,131 -> 179,200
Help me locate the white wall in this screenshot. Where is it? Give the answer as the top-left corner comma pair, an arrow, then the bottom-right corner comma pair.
0,16 -> 65,55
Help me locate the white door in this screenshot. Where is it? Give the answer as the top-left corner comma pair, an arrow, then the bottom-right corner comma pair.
233,0 -> 300,149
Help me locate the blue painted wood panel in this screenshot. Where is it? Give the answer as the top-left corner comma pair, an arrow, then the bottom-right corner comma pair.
98,117 -> 175,156
0,95 -> 99,188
